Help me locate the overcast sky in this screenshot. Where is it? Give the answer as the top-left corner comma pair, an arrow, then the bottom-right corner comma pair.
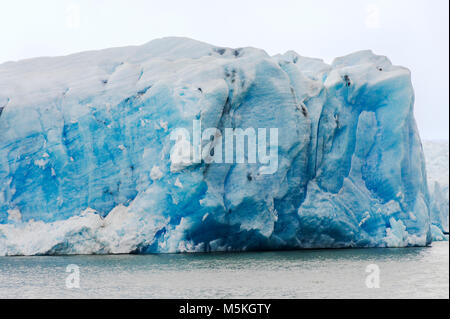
0,0 -> 448,140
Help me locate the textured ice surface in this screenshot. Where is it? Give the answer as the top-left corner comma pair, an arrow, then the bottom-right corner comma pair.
0,37 -> 435,255
423,141 -> 449,239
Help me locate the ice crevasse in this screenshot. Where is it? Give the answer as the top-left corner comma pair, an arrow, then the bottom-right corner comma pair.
0,37 -> 442,255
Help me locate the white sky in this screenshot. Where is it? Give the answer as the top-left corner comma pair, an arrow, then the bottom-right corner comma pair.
0,0 -> 448,140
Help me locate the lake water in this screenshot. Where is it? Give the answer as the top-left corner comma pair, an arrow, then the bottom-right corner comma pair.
0,241 -> 448,299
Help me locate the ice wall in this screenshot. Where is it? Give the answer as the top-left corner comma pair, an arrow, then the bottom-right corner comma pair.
0,38 -> 434,255
423,141 -> 449,240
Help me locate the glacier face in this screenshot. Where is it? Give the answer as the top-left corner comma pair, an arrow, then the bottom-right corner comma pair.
0,37 -> 435,255
423,140 -> 449,239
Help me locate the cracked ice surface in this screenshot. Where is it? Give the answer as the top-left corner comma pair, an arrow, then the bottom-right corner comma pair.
0,37 -> 438,255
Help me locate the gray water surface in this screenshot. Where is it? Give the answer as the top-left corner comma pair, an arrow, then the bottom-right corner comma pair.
0,241 -> 448,299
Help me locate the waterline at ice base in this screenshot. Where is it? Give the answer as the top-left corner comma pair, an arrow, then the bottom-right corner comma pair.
0,37 -> 447,256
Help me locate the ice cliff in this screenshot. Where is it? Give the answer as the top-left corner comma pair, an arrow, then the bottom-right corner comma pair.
0,37 -> 439,255
423,141 -> 449,240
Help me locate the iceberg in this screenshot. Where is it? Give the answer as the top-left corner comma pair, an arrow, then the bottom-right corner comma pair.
0,37 -> 437,255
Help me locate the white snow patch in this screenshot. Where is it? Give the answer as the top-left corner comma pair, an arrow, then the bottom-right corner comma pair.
150,166 -> 163,180
170,139 -> 194,172
359,211 -> 370,227
159,120 -> 168,132
0,204 -> 166,256
174,177 -> 183,188
34,159 -> 48,169
7,209 -> 22,223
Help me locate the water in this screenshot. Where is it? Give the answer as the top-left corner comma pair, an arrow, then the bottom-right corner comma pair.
0,242 -> 448,299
